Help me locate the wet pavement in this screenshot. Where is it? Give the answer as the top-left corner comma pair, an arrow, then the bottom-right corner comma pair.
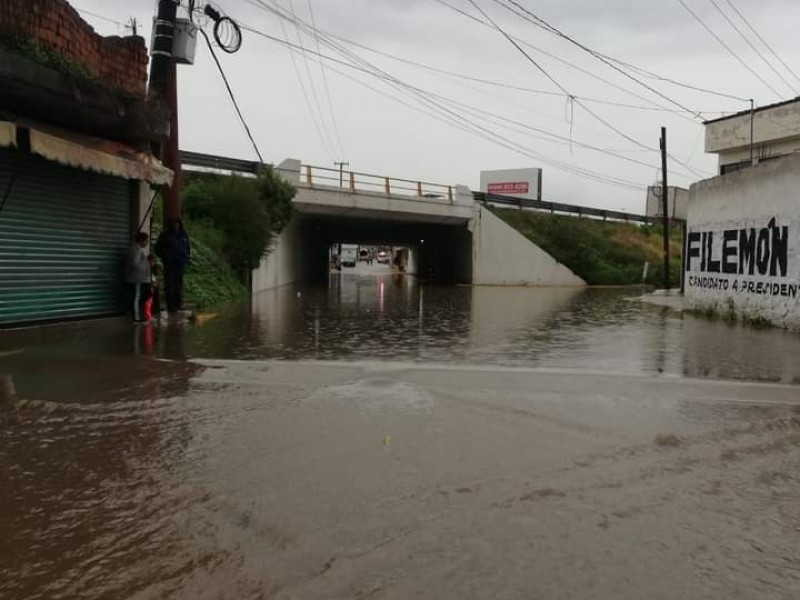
1,270 -> 799,599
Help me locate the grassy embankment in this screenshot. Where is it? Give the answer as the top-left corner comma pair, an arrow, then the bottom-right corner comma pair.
492,207 -> 683,286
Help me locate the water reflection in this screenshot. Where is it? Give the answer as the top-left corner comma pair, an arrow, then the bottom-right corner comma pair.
2,273 -> 800,599
177,272 -> 800,384
3,272 -> 799,386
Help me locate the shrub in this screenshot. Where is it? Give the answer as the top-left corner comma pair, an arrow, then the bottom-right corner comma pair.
183,168 -> 295,279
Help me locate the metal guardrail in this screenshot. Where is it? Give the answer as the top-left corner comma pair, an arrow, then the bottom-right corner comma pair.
179,150 -> 264,174
179,151 -> 455,203
474,192 -> 684,225
301,164 -> 454,203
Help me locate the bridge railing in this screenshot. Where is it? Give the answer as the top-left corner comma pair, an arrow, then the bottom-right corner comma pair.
474,192 -> 684,225
301,164 -> 455,203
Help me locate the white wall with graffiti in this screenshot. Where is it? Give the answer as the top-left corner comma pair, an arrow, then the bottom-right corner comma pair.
686,153 -> 800,329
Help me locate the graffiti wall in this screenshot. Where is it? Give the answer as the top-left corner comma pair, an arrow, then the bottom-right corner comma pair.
686,154 -> 800,329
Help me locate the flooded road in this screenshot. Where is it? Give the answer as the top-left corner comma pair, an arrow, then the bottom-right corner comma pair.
2,271 -> 800,599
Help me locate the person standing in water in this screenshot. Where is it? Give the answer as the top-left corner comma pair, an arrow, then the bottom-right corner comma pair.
155,218 -> 191,313
125,232 -> 151,323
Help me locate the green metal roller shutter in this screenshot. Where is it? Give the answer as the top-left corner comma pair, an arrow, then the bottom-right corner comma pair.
0,149 -> 132,326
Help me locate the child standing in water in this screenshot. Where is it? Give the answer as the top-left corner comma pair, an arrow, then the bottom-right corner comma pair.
125,232 -> 151,323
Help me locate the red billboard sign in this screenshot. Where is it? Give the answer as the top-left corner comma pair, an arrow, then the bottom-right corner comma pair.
487,181 -> 529,195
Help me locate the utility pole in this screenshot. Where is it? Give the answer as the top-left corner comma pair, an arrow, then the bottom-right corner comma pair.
147,0 -> 180,222
126,17 -> 140,36
749,98 -> 755,166
334,161 -> 349,188
660,126 -> 670,291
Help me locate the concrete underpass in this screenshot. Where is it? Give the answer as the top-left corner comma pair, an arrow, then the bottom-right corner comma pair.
252,159 -> 585,292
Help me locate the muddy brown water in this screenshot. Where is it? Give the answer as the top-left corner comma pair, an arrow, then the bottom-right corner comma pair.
2,272 -> 799,599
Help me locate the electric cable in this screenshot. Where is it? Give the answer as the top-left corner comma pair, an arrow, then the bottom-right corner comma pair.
247,0 -> 726,119
138,189 -> 162,233
464,0 -> 709,178
243,12 -> 708,185
245,23 -> 682,175
286,0 -> 338,160
74,7 -> 124,27
723,0 -> 800,86
498,0 -> 751,103
272,4 -> 336,160
243,0 -> 707,187
706,0 -> 796,94
428,0 -> 709,123
432,0 -> 748,105
674,0 -> 783,97
255,0 -> 712,123
465,0 -> 569,96
244,25 -> 651,190
492,0 -> 706,118
199,29 -> 265,163
306,0 -> 348,160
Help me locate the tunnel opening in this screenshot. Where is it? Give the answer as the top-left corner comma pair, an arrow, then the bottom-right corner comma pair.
293,214 -> 473,286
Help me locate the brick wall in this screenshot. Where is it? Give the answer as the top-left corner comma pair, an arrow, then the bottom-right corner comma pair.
0,0 -> 148,98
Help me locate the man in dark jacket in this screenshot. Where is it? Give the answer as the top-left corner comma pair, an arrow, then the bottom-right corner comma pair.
155,218 -> 191,313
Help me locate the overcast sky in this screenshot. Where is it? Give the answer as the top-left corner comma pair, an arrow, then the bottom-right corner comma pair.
72,0 -> 800,212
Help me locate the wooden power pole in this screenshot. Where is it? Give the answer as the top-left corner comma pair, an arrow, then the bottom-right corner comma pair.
660,126 -> 670,290
147,0 -> 180,222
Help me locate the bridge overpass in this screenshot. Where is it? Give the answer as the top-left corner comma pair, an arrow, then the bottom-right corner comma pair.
181,151 -> 664,291
257,159 -> 583,290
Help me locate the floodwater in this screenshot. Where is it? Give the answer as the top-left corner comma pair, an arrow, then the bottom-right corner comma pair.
2,268 -> 800,599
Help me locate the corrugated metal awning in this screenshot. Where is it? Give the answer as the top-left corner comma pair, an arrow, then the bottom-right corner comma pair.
28,128 -> 173,186
0,121 -> 16,148
1,119 -> 172,185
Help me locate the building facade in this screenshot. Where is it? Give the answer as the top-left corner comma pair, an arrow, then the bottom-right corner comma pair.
0,0 -> 170,326
686,100 -> 800,329
705,97 -> 800,175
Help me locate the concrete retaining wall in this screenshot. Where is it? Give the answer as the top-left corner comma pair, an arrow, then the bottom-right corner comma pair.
251,216 -> 306,292
470,205 -> 585,287
685,154 -> 800,329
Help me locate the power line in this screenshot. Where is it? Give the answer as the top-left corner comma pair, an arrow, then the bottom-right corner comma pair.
674,0 -> 783,97
723,0 -> 800,86
429,0 -> 712,122
242,22 -> 645,189
493,0 -> 749,103
463,0 -> 708,178
306,34 -> 732,114
493,0 -> 708,119
306,0 -> 348,159
288,0 -> 712,180
424,93 -> 698,177
273,2 -> 336,160
286,0 -> 338,160
199,29 -> 265,164
706,0 -> 797,94
241,19 -> 682,188
589,56 -> 750,102
73,6 -> 124,27
465,0 -> 569,96
243,0 -> 711,187
254,1 -> 732,119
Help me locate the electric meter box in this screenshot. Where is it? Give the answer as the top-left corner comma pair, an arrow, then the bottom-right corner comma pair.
151,18 -> 197,65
